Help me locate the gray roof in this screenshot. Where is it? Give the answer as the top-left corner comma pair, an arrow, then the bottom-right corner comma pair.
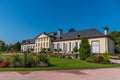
22,28 -> 106,44
54,29 -> 105,41
22,39 -> 35,45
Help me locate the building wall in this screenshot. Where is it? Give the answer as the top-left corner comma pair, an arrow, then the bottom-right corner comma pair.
21,44 -> 35,52
108,38 -> 114,53
35,34 -> 51,53
52,37 -> 114,53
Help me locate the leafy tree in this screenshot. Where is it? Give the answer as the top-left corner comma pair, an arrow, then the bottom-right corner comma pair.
79,37 -> 91,60
68,28 -> 76,32
109,31 -> 120,53
14,42 -> 21,52
73,46 -> 78,53
0,40 -> 5,51
21,40 -> 27,44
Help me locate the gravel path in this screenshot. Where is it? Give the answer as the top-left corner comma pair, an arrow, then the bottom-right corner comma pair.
0,67 -> 120,80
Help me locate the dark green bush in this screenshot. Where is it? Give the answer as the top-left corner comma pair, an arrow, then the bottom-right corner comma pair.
0,56 -> 4,63
79,37 -> 91,60
73,46 -> 78,53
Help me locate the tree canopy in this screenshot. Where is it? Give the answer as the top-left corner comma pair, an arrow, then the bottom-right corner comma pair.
68,28 -> 76,32
109,31 -> 120,53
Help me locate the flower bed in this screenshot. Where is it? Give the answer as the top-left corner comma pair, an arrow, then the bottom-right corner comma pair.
0,53 -> 50,68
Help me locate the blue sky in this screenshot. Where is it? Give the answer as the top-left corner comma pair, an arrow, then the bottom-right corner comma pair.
0,0 -> 120,43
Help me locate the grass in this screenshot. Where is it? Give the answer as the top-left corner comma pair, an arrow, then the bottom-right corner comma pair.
0,57 -> 120,71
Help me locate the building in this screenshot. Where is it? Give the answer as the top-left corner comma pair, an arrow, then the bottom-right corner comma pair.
21,27 -> 114,53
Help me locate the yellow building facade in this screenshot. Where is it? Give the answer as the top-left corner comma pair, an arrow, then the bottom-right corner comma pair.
21,27 -> 114,53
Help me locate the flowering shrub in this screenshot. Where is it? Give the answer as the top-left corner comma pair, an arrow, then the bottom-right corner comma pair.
1,61 -> 10,67
86,52 -> 111,64
0,53 -> 51,68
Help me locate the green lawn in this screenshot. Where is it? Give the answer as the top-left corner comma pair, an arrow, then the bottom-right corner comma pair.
0,57 -> 120,71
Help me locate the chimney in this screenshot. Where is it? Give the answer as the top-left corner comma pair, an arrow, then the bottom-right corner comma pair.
58,28 -> 62,36
104,26 -> 109,35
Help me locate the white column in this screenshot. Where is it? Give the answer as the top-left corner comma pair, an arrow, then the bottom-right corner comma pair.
67,43 -> 69,52
78,42 -> 80,49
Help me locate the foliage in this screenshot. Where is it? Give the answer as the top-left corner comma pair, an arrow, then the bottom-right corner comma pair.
47,48 -> 51,53
0,56 -> 4,63
57,48 -> 62,53
0,60 -> 10,67
0,40 -> 5,51
109,31 -> 120,53
0,57 -> 119,71
14,42 -> 21,52
40,48 -> 46,53
50,53 -> 73,59
73,46 -> 78,53
85,54 -> 96,63
86,53 -> 110,64
96,52 -> 110,64
23,53 -> 34,67
38,53 -> 50,67
68,28 -> 76,32
79,37 -> 91,60
10,54 -> 22,67
54,49 -> 57,52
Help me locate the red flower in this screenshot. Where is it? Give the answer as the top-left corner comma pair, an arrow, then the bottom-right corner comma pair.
1,61 -> 10,67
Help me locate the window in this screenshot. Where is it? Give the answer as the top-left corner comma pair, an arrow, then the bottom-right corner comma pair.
46,37 -> 48,41
92,41 -> 100,53
41,43 -> 42,47
75,42 -> 78,47
46,42 -> 48,47
44,38 -> 45,41
43,43 -> 45,47
69,42 -> 71,51
57,43 -> 60,49
63,43 -> 66,52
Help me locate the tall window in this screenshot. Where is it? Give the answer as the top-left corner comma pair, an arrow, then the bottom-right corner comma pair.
92,41 -> 100,53
63,43 -> 66,52
75,42 -> 78,47
57,43 -> 60,49
46,42 -> 48,47
46,37 -> 48,41
69,42 -> 71,51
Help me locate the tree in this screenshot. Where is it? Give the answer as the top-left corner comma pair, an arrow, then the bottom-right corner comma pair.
14,42 -> 21,52
109,31 -> 120,53
68,28 -> 76,32
79,37 -> 91,60
73,46 -> 78,53
21,40 -> 27,44
0,40 -> 5,52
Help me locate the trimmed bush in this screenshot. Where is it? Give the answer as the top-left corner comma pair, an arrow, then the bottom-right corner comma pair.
73,46 -> 78,53
79,37 -> 91,60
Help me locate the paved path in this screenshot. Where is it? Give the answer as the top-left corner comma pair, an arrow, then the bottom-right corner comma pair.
0,67 -> 120,80
110,59 -> 120,64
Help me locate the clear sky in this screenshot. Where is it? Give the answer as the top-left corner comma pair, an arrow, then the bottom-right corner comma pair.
0,0 -> 120,43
